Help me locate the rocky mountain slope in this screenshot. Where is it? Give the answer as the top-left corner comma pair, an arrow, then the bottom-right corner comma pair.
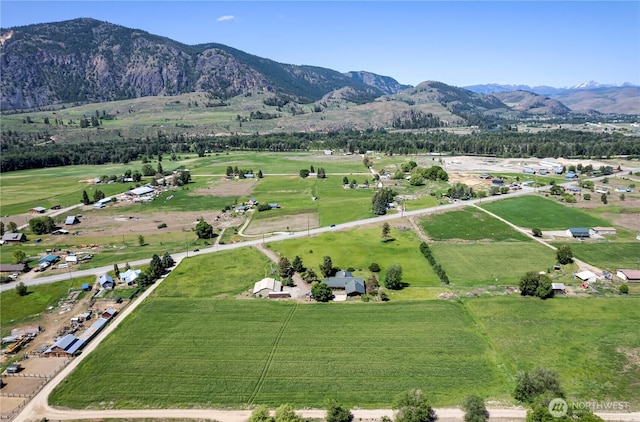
0,18 -> 406,110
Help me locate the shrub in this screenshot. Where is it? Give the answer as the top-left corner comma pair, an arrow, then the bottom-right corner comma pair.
369,262 -> 381,272
619,284 -> 629,294
532,228 -> 542,237
514,367 -> 563,404
157,223 -> 167,229
461,395 -> 489,422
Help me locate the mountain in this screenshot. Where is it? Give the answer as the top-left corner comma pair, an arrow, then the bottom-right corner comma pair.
344,71 -> 413,95
465,82 -> 640,114
0,18 -> 406,110
491,91 -> 571,115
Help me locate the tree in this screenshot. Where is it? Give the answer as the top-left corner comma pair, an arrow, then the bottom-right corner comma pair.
195,219 -> 214,239
311,282 -> 333,302
13,250 -> 26,264
299,169 -> 310,178
7,221 -> 17,232
16,282 -> 28,297
113,263 -> 120,279
29,216 -> 55,235
381,222 -> 391,241
157,162 -> 163,175
365,274 -> 379,295
291,256 -> 304,273
556,245 -> 573,265
274,404 -> 303,422
600,193 -> 608,204
258,170 -> 264,178
248,405 -> 273,422
519,271 -> 554,299
583,193 -> 591,200
82,190 -> 91,205
162,252 -> 175,269
368,262 -> 381,273
278,256 -> 292,279
148,254 -> 164,280
384,264 -> 403,290
319,255 -> 334,278
226,166 -> 233,176
619,284 -> 629,294
393,389 -> 437,422
302,268 -> 318,283
138,235 -> 145,246
343,176 -> 349,185
93,189 -> 105,203
514,367 -> 564,404
310,165 -> 315,173
461,395 -> 489,422
0,221 -> 3,236
325,399 -> 353,422
142,163 -> 155,176
532,228 -> 542,237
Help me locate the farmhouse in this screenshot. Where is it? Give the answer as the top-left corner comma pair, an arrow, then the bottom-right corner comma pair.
551,283 -> 566,295
99,274 -> 114,289
567,228 -> 590,239
120,269 -> 141,285
590,227 -> 616,235
616,269 -> 640,282
575,270 -> 598,283
253,277 -> 283,298
2,232 -> 27,243
44,334 -> 85,357
29,206 -> 46,214
64,215 -> 80,225
322,270 -> 366,296
248,197 -> 259,206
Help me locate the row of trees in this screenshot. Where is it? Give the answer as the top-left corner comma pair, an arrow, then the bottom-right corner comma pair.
248,390 -> 489,422
419,242 -> 450,284
3,128 -> 637,173
299,166 -> 326,178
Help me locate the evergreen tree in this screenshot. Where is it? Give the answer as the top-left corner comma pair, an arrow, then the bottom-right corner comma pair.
82,190 -> 90,205
319,256 -> 334,278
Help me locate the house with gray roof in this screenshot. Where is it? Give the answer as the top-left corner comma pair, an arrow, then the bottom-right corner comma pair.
322,270 -> 366,296
1,233 -> 27,243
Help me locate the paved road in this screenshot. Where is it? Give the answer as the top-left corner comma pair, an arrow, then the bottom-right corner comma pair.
1,185 -> 537,293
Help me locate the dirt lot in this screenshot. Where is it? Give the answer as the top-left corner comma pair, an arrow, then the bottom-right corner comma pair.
243,212 -> 319,235
195,178 -> 257,197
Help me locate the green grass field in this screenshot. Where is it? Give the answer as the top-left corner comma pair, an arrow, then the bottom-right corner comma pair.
0,276 -> 94,336
480,195 -> 610,230
465,297 -> 640,405
552,242 -> 640,271
432,242 -> 557,286
49,299 -> 507,409
419,208 -> 530,241
268,225 -> 440,287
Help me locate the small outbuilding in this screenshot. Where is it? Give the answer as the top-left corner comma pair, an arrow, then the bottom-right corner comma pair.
81,283 -> 91,291
2,233 -> 27,243
575,270 -> 597,283
551,283 -> 566,295
65,215 -> 80,225
38,254 -> 59,266
567,228 -> 590,239
590,227 -> 617,236
29,206 -> 47,214
120,269 -> 141,285
253,277 -> 283,298
99,274 -> 114,289
616,269 -> 640,282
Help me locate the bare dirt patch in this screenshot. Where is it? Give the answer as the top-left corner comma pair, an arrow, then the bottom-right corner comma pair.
0,397 -> 26,418
71,210 -> 233,237
193,178 -> 257,197
617,347 -> 640,373
244,212 -> 319,235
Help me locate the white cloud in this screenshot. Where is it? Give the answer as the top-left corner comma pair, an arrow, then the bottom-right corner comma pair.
216,15 -> 235,22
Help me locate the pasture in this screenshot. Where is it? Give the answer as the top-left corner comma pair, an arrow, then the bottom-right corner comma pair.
48,299 -> 507,409
480,195 -> 610,230
0,276 -> 94,335
268,224 -> 440,287
432,242 -> 557,286
552,242 -> 640,271
419,207 -> 530,241
465,297 -> 640,406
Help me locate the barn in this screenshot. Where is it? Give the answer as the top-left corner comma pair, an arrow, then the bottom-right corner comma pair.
616,269 -> 640,282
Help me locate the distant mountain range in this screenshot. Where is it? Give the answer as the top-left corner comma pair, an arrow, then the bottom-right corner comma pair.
1,18 -> 638,115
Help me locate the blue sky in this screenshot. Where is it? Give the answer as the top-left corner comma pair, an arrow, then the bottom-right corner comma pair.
1,1 -> 638,87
